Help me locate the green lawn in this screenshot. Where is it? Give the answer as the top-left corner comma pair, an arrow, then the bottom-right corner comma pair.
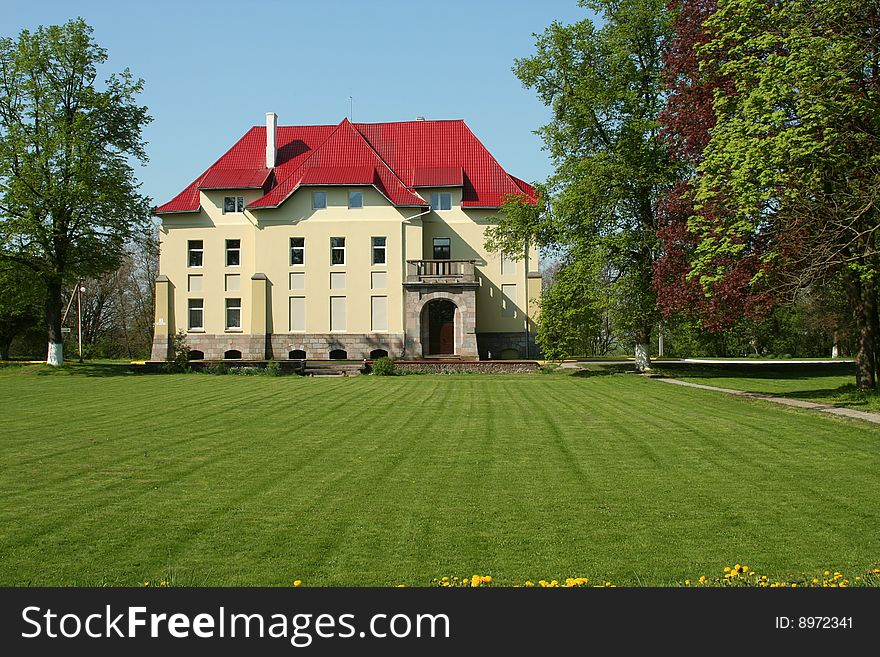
654,362 -> 880,413
1,364 -> 878,586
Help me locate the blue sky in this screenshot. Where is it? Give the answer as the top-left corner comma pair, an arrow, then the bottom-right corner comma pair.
7,0 -> 594,207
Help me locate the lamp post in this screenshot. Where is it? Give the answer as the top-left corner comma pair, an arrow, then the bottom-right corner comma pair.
77,283 -> 85,363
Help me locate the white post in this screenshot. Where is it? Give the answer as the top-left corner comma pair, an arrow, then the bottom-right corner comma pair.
658,322 -> 664,358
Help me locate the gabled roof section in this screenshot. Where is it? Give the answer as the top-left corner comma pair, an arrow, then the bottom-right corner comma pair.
249,119 -> 426,209
155,117 -> 536,215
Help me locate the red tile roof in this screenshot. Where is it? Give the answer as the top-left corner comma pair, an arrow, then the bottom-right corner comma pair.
154,118 -> 536,214
199,168 -> 272,190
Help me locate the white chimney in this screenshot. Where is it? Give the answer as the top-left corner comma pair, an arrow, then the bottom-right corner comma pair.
265,112 -> 277,168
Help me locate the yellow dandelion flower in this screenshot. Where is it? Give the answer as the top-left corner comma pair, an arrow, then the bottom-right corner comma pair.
293,580 -> 302,587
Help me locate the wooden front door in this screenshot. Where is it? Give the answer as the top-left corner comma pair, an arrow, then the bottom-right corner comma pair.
428,300 -> 456,355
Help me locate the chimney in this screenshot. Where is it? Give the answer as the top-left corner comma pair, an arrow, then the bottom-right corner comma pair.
265,112 -> 277,168
415,116 -> 426,121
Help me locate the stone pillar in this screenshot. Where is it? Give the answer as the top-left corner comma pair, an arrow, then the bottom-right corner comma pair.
250,273 -> 269,359
404,285 -> 479,359
150,275 -> 173,361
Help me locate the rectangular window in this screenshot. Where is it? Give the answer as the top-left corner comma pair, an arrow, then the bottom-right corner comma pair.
289,297 -> 305,332
330,272 -> 346,289
290,237 -> 305,266
371,296 -> 388,332
225,298 -> 241,330
223,196 -> 244,213
330,296 -> 346,332
433,237 -> 451,260
348,190 -> 363,209
187,240 -> 203,268
188,274 -> 203,292
226,239 -> 241,267
372,236 -> 386,265
330,237 -> 346,265
430,192 -> 451,211
225,274 -> 240,292
502,284 -> 517,318
501,253 -> 516,276
312,191 -> 327,209
289,272 -> 305,290
371,271 -> 387,289
188,299 -> 204,330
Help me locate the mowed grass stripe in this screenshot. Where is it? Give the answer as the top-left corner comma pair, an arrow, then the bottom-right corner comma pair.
0,367 -> 877,585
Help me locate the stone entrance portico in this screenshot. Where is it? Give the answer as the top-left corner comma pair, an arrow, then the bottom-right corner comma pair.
403,260 -> 479,358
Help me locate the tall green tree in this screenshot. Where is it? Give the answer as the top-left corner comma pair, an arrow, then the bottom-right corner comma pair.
687,0 -> 880,388
0,262 -> 43,360
487,0 -> 678,369
0,18 -> 151,366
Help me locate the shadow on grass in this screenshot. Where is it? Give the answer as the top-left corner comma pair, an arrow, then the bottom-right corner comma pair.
571,364 -> 635,377
24,363 -> 145,378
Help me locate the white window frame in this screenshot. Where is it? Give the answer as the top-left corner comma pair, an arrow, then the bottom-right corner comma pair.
225,298 -> 242,330
223,196 -> 245,214
431,192 -> 452,211
225,239 -> 241,267
290,237 -> 305,266
348,190 -> 363,209
187,240 -> 203,268
330,237 -> 346,266
372,236 -> 386,265
188,298 -> 204,331
312,191 -> 327,210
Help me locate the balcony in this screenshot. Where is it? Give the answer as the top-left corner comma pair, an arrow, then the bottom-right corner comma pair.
405,259 -> 478,285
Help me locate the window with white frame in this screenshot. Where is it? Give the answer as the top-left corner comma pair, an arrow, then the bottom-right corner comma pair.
501,253 -> 517,276
225,239 -> 241,267
312,191 -> 327,209
330,296 -> 346,331
225,298 -> 241,330
430,192 -> 451,211
372,236 -> 386,265
290,237 -> 305,265
187,240 -> 203,268
330,237 -> 345,265
501,284 -> 517,318
224,196 -> 245,213
348,190 -> 363,209
188,299 -> 204,330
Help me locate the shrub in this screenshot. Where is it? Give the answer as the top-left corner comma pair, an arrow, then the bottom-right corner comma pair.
371,356 -> 397,376
203,363 -> 229,375
163,330 -> 190,373
267,360 -> 282,376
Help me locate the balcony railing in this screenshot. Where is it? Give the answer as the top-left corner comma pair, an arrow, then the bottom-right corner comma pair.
405,259 -> 477,284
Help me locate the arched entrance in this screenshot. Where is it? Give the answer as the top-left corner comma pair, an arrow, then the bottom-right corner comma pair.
425,299 -> 456,355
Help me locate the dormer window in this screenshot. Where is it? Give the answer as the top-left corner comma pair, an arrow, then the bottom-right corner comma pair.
224,196 -> 245,213
430,192 -> 451,211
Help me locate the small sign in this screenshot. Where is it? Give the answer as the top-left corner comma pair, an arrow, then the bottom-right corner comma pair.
61,328 -> 71,334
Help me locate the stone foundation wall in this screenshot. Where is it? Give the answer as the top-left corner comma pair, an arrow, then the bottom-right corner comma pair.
268,333 -> 405,360
180,333 -> 268,360
476,332 -> 542,360
394,360 -> 540,374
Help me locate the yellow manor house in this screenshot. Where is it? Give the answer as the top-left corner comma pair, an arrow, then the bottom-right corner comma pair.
151,113 -> 541,362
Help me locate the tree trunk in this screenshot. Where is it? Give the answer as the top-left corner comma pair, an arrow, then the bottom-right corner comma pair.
0,336 -> 11,361
635,324 -> 652,372
45,278 -> 64,367
846,273 -> 876,390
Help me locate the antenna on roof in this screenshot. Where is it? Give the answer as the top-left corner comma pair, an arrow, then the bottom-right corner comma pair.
348,96 -> 353,122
